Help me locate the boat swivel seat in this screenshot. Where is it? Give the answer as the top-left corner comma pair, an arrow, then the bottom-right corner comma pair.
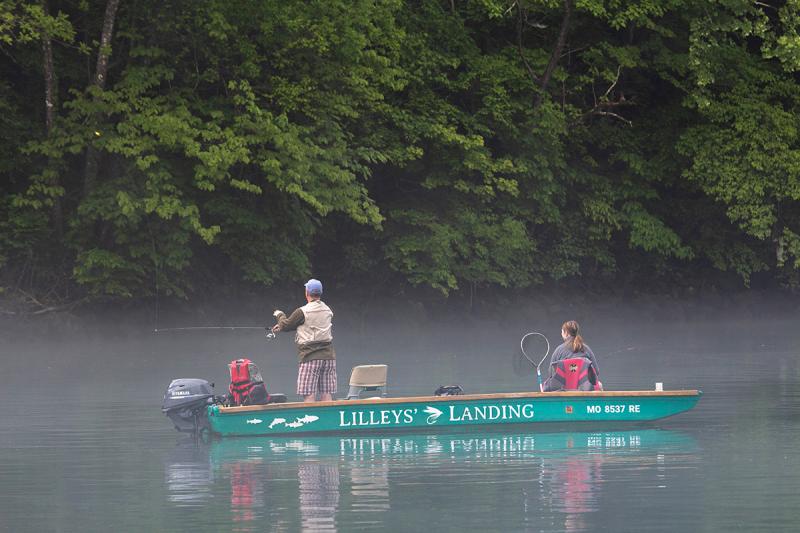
346,364 -> 388,399
543,357 -> 601,392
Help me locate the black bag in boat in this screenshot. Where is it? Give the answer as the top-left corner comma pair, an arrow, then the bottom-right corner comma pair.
434,385 -> 464,396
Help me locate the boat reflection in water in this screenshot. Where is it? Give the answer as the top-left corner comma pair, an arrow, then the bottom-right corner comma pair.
298,461 -> 340,531
227,458 -> 265,525
163,437 -> 215,507
166,429 -> 696,531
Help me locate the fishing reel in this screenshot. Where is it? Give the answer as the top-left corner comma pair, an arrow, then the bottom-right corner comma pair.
266,309 -> 284,341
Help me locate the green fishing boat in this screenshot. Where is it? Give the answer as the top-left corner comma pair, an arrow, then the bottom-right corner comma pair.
163,350 -> 702,438
206,390 -> 702,437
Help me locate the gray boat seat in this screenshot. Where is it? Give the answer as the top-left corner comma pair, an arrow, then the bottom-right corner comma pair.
346,364 -> 388,399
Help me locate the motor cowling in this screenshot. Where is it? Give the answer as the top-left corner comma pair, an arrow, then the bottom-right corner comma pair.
162,378 -> 220,434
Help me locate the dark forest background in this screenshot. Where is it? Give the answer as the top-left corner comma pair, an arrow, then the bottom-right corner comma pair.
2,0 -> 800,317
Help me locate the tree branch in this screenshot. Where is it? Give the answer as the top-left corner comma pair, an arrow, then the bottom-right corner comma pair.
8,289 -> 86,316
585,109 -> 632,125
516,5 -> 540,85
573,66 -> 634,126
535,0 -> 573,108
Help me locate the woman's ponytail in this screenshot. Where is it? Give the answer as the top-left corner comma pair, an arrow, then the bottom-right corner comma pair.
572,334 -> 584,353
562,320 -> 584,353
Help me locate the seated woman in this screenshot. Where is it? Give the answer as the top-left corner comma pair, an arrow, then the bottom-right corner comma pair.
543,320 -> 602,391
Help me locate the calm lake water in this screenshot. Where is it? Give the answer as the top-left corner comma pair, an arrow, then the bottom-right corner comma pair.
1,303 -> 799,532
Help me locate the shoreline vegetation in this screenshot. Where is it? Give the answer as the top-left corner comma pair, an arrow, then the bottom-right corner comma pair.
2,1 -> 800,317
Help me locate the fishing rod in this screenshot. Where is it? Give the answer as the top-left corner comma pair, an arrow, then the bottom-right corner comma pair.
519,332 -> 550,392
154,326 -> 276,340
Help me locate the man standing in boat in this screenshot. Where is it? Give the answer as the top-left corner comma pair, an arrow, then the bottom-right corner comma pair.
271,279 -> 337,402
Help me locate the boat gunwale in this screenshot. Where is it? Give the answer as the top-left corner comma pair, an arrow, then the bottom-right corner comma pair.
215,390 -> 702,414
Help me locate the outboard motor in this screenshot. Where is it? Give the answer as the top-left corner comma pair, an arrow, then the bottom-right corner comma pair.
162,378 -> 221,435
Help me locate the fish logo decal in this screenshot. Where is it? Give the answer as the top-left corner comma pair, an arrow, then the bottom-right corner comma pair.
246,418 -> 263,425
423,406 -> 443,424
268,418 -> 286,429
286,415 -> 320,428
267,415 -> 320,429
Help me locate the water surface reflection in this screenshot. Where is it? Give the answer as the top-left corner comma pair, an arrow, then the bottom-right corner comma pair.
298,461 -> 340,531
164,429 -> 696,532
164,442 -> 214,506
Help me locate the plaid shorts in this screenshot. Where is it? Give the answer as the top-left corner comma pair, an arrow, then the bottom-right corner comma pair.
297,359 -> 337,396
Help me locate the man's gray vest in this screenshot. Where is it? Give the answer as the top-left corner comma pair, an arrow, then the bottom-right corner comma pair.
295,300 -> 333,346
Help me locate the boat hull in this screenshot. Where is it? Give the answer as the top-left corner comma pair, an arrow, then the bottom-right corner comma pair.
207,390 -> 702,437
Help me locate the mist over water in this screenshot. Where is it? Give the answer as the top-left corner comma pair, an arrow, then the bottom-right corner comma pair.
1,293 -> 799,531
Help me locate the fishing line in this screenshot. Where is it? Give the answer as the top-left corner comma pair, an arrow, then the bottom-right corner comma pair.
155,326 -> 266,331
154,326 -> 276,341
152,235 -> 160,334
604,346 -> 637,357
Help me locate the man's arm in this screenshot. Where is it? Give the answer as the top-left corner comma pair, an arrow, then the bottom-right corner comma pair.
273,308 -> 304,332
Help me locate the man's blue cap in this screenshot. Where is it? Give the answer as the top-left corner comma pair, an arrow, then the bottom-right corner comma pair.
304,278 -> 323,295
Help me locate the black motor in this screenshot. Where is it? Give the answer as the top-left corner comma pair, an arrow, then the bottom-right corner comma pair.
162,378 -> 222,435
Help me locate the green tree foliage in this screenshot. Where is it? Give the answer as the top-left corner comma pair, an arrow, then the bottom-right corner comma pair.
0,0 -> 798,305
677,0 -> 800,283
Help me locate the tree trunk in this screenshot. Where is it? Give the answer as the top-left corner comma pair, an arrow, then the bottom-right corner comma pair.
93,0 -> 121,89
535,0 -> 573,108
41,0 -> 63,237
83,0 -> 122,197
42,36 -> 56,131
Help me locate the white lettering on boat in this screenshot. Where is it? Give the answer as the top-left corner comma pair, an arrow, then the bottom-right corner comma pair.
337,403 -> 535,427
586,404 -> 641,415
448,403 -> 534,422
339,408 -> 417,427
